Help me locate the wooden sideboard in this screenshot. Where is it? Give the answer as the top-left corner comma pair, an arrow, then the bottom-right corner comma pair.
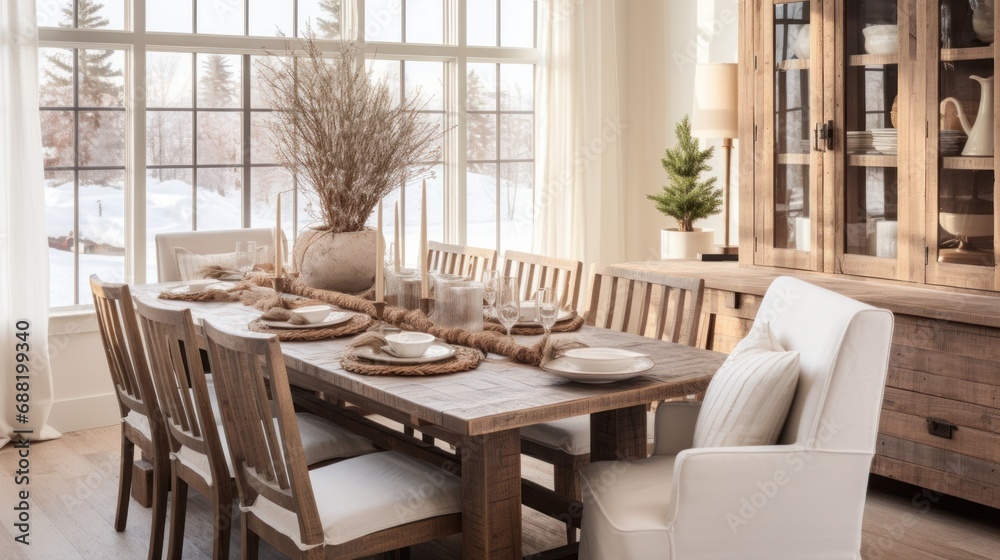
617,260 -> 1000,510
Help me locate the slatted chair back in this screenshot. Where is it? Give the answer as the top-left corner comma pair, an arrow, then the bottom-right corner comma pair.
203,321 -> 325,548
502,250 -> 584,311
426,241 -> 498,281
584,265 -> 705,347
134,297 -> 230,488
90,276 -> 162,431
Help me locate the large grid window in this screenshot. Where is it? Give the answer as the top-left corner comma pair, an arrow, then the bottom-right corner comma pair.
38,0 -> 537,310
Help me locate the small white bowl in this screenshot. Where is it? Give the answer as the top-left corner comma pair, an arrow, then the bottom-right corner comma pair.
562,348 -> 648,373
519,300 -> 537,321
294,305 -> 333,324
385,332 -> 436,358
183,280 -> 215,293
863,25 -> 899,55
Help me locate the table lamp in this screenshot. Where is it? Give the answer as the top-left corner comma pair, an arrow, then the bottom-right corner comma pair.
691,62 -> 739,260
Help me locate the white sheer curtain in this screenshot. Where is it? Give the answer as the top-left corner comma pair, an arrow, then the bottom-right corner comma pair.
0,0 -> 59,447
533,0 -> 626,267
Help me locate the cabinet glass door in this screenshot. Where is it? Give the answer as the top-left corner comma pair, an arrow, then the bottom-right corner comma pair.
926,0 -> 998,290
759,0 -> 823,270
836,0 -> 908,280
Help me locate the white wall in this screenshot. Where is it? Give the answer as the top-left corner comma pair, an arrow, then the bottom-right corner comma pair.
621,0 -> 740,261
46,312 -> 119,433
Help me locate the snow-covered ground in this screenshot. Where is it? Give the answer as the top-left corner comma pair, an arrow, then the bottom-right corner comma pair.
46,172 -> 533,307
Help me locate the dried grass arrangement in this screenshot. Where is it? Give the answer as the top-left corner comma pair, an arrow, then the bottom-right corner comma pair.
256,38 -> 441,234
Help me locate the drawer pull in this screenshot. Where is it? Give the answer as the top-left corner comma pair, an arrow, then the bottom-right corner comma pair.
927,419 -> 957,440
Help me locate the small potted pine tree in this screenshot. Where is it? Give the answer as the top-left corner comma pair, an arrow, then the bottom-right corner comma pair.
648,115 -> 724,259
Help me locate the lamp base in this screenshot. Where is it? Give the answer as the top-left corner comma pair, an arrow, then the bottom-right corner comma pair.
938,241 -> 995,266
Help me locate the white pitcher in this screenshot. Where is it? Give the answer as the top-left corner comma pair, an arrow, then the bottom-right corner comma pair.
940,75 -> 994,157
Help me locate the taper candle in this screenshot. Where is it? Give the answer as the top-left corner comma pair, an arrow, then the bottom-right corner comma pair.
420,180 -> 429,298
394,200 -> 401,272
376,200 -> 384,303
274,192 -> 282,278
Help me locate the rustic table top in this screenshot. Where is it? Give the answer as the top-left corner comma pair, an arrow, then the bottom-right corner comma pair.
134,282 -> 725,436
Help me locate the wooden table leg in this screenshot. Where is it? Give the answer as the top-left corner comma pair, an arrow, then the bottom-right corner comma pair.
591,405 -> 647,462
461,429 -> 522,560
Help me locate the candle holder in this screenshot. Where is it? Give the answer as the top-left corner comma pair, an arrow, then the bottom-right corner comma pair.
419,297 -> 434,315
271,276 -> 286,293
372,301 -> 387,321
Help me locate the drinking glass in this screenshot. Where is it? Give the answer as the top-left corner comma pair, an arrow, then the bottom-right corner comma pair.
535,287 -> 559,335
497,276 -> 521,338
235,241 -> 257,277
483,270 -> 500,320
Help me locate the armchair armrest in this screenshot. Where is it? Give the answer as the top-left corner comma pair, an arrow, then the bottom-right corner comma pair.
666,446 -> 874,558
652,401 -> 701,456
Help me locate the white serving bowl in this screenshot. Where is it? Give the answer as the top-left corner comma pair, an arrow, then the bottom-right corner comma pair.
294,305 -> 333,324
562,348 -> 648,373
385,332 -> 436,358
863,25 -> 899,55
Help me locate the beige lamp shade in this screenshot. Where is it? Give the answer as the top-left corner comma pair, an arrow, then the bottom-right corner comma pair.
691,63 -> 739,139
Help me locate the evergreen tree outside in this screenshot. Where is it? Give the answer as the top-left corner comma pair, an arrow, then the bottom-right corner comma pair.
466,69 -> 497,168
647,115 -> 723,232
198,54 -> 238,108
315,0 -> 342,39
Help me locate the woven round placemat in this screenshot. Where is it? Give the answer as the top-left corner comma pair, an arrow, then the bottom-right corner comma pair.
485,313 -> 585,335
341,345 -> 483,376
247,314 -> 375,341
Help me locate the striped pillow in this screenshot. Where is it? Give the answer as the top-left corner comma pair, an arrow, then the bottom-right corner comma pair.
692,324 -> 800,448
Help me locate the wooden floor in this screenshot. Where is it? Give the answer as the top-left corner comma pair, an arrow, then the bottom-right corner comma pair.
1,425 -> 998,559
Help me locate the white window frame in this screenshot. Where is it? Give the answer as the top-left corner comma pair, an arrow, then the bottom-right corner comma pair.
38,0 -> 537,310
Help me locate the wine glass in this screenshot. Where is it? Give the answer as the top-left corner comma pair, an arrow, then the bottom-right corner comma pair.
483,270 -> 500,320
535,287 -> 559,336
235,241 -> 257,277
497,276 -> 521,338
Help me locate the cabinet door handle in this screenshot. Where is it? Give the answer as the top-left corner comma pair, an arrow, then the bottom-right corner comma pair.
813,123 -> 823,152
927,418 -> 957,439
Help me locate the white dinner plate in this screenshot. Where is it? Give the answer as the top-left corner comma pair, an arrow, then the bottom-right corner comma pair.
168,280 -> 233,294
354,343 -> 457,364
260,311 -> 353,330
514,309 -> 574,327
540,356 -> 655,384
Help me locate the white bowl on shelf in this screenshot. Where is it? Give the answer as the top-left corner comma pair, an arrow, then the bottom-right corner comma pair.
863,25 -> 899,55
562,348 -> 648,373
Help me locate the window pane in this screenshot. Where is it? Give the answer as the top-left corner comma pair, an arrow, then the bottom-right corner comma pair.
251,112 -> 280,163
78,0 -> 125,30
196,168 -> 243,230
197,54 -> 241,108
198,0 -> 245,35
197,111 -> 242,165
467,163 -> 498,251
251,56 -> 278,108
467,114 -> 497,161
402,166 -> 444,266
405,61 -> 444,111
77,171 -> 126,305
79,111 -> 125,167
500,63 -> 533,111
499,162 -> 533,253
79,49 -> 125,107
39,48 -> 74,107
467,0 -> 498,46
366,0 -> 403,42
250,0 -> 293,36
147,0 -> 193,33
45,169 -> 75,307
467,63 -> 497,111
250,167 -> 294,231
37,1 -> 72,28
500,0 -> 534,48
147,52 -> 194,108
298,0 -> 343,39
406,0 -> 443,44
147,170 -> 195,281
147,111 -> 193,166
419,113 -> 445,160
41,111 -> 75,167
368,59 -> 402,105
500,114 -> 533,160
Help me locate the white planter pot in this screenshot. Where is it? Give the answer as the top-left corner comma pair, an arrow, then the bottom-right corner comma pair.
294,227 -> 379,293
660,228 -> 716,259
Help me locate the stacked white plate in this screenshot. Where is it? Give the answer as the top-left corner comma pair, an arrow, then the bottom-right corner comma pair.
541,348 -> 654,384
939,130 -> 967,156
871,128 -> 898,155
847,131 -> 874,153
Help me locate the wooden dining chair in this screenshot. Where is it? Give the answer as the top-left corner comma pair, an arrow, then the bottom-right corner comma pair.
202,320 -> 463,560
89,275 -> 170,560
426,241 -> 498,281
134,297 -> 377,560
502,250 -> 584,311
520,265 -> 705,543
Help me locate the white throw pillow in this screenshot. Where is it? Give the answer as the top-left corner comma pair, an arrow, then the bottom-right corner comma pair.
174,246 -> 272,281
692,324 -> 800,448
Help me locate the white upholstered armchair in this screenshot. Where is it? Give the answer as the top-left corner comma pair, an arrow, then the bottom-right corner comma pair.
578,276 -> 894,559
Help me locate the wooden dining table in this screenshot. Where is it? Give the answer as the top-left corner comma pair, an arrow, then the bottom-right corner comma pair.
134,282 -> 725,559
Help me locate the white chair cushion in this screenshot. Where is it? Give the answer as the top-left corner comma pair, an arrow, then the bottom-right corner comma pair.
245,451 -> 462,549
172,412 -> 376,487
692,324 -> 800,448
521,412 -> 656,455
